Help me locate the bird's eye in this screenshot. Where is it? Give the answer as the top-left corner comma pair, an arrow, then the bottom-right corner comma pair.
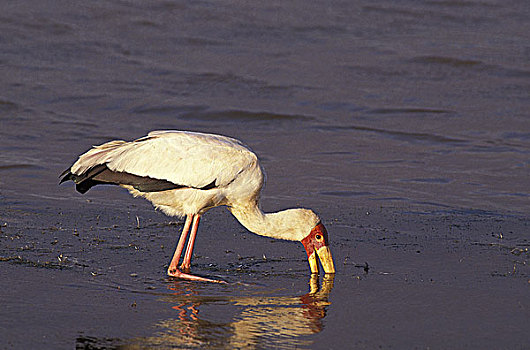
315,234 -> 322,240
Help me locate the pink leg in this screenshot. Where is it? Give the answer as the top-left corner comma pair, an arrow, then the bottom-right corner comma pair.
167,215 -> 193,274
167,215 -> 225,283
181,215 -> 201,270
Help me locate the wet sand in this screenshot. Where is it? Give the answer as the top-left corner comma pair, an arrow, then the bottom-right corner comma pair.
1,1 -> 529,348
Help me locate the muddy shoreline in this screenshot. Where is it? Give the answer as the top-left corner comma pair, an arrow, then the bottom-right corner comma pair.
1,190 -> 528,349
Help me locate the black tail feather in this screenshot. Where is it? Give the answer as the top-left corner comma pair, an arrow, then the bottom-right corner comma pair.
59,168 -> 72,184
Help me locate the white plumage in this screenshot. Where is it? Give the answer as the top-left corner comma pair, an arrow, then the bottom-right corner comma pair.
61,130 -> 335,282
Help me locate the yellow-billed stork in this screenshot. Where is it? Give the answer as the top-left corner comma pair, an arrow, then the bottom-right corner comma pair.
60,130 -> 335,283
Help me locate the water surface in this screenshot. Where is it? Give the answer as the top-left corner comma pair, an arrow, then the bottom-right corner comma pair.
1,1 -> 529,348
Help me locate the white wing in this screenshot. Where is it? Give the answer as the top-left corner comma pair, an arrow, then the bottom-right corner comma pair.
70,130 -> 259,190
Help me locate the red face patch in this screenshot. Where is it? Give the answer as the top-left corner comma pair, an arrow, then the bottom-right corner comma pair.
301,222 -> 330,257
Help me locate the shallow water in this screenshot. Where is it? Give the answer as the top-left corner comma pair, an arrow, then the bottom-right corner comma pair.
1,1 -> 529,349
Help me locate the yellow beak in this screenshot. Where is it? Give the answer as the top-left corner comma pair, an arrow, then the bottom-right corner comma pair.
308,246 -> 335,274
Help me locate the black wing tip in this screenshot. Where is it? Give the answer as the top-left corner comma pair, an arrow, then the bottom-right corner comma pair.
199,180 -> 217,190
58,163 -> 218,194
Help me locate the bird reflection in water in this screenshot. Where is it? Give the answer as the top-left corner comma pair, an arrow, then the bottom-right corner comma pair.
128,275 -> 334,349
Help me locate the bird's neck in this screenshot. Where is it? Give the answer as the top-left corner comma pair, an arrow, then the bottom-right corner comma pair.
229,203 -> 302,241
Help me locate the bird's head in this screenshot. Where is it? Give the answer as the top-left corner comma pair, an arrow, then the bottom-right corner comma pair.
230,206 -> 336,274
301,221 -> 336,275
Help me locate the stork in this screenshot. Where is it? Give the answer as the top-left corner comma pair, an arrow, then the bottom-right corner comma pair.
60,130 -> 335,283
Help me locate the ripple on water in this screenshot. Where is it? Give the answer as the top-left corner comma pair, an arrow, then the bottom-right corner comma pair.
180,109 -> 313,123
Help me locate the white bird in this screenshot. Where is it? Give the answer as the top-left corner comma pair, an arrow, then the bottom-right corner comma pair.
60,130 -> 335,283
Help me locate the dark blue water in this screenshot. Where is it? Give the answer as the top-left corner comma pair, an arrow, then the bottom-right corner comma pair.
1,1 -> 528,349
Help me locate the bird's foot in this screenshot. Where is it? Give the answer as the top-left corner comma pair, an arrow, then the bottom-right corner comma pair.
167,267 -> 226,284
